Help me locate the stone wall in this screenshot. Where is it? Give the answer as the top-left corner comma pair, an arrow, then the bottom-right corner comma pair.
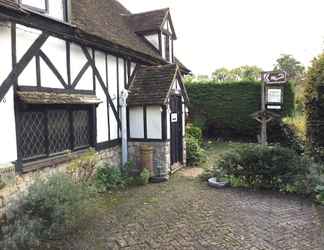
0,145 -> 121,222
128,141 -> 171,177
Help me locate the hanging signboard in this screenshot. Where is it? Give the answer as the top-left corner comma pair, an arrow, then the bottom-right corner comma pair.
266,87 -> 282,103
262,71 -> 287,85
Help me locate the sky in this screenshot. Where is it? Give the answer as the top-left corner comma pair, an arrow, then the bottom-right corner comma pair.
118,0 -> 324,77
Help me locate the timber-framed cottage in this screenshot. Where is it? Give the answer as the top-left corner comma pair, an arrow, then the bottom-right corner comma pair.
0,0 -> 190,178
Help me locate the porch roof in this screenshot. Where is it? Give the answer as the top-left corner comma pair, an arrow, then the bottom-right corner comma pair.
127,64 -> 189,106
17,91 -> 102,105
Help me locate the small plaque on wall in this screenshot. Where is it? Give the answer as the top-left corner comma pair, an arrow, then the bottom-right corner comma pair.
171,113 -> 178,123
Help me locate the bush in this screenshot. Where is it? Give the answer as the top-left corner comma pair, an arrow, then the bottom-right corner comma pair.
132,169 -> 150,186
186,80 -> 294,141
0,173 -> 93,249
67,148 -> 99,184
186,125 -> 203,144
95,162 -> 126,191
186,125 -> 206,166
206,144 -> 312,192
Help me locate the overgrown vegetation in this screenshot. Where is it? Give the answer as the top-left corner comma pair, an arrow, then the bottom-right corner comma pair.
186,125 -> 206,166
0,173 -> 94,249
186,81 -> 294,141
305,53 -> 324,160
203,144 -> 324,200
1,152 -> 152,249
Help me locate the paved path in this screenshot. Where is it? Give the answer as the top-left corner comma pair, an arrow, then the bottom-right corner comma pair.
60,168 -> 324,250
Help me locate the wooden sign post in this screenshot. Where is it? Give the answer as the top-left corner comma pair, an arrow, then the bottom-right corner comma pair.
251,71 -> 287,145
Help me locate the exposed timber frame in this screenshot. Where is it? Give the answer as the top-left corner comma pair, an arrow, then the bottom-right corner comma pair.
0,32 -> 49,102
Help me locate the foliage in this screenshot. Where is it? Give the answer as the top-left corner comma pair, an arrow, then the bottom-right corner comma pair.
95,162 -> 126,191
282,116 -> 306,142
0,173 -> 93,249
67,148 -> 99,184
186,80 -> 294,141
186,125 -> 203,144
212,66 -> 262,82
315,185 -> 324,205
206,145 -> 313,192
305,53 -> 324,160
274,54 -> 305,81
186,125 -> 206,166
132,169 -> 150,186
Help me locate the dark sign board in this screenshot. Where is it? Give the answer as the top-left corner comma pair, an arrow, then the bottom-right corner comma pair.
262,71 -> 287,84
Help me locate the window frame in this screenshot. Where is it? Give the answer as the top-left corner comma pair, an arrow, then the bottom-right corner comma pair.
19,0 -> 49,14
17,103 -> 94,163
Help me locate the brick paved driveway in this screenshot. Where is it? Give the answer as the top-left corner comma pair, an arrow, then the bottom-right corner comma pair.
60,168 -> 324,250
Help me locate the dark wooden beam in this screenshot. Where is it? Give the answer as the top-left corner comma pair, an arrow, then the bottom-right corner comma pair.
39,50 -> 68,89
0,32 -> 49,102
71,61 -> 90,89
81,46 -> 121,127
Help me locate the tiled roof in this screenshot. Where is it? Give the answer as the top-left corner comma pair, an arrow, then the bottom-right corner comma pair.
0,0 -> 19,10
71,0 -> 162,61
128,64 -> 178,105
126,8 -> 169,33
17,91 -> 102,105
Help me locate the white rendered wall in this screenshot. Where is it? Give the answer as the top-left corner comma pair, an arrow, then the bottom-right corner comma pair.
0,23 -> 12,85
118,57 -> 125,92
167,103 -> 171,139
161,33 -> 166,59
130,62 -> 136,76
0,23 -> 16,164
146,106 -> 162,139
129,106 -> 144,138
107,55 -> 118,140
0,87 -> 17,164
95,51 -> 109,143
145,34 -> 159,50
71,44 -> 93,90
41,37 -> 67,88
17,25 -> 41,86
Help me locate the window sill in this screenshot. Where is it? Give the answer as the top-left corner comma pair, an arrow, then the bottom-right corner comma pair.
21,149 -> 89,173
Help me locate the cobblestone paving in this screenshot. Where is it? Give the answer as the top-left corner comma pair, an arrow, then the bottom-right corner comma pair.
60,169 -> 324,250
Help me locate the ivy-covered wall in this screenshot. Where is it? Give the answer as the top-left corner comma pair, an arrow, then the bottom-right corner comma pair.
186,81 -> 294,141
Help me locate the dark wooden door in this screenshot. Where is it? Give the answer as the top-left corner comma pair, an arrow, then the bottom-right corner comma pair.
170,95 -> 183,165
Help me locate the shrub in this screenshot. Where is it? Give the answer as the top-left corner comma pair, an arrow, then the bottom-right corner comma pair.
315,185 -> 324,205
207,144 -> 312,192
186,125 -> 203,144
186,80 -> 294,141
95,162 -> 126,191
132,169 -> 150,186
67,148 -> 99,184
186,135 -> 206,166
0,173 -> 93,249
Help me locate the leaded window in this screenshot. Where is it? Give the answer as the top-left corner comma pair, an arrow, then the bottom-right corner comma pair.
18,105 -> 92,161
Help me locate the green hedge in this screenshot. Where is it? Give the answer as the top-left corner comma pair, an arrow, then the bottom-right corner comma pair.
186,81 -> 294,141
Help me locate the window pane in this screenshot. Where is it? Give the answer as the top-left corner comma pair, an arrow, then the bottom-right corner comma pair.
20,111 -> 46,159
48,110 -> 71,154
21,0 -> 47,11
73,110 -> 90,148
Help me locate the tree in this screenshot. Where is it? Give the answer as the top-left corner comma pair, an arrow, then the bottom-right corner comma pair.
274,54 -> 305,81
212,66 -> 262,82
212,68 -> 232,82
233,65 -> 262,81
